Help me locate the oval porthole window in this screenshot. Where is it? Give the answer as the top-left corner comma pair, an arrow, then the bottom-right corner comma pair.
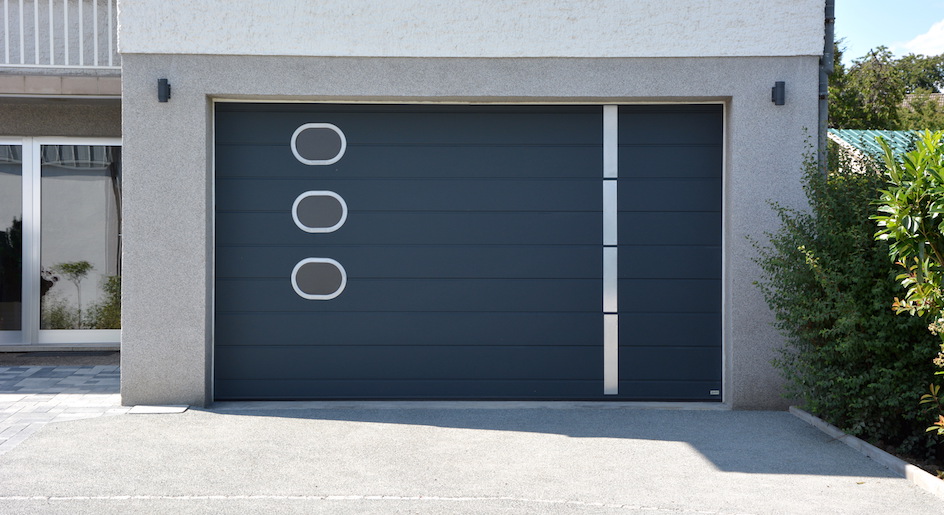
292,191 -> 348,233
291,258 -> 347,300
291,123 -> 347,165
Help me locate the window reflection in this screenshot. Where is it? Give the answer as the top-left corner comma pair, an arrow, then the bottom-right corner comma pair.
40,146 -> 121,329
0,146 -> 22,331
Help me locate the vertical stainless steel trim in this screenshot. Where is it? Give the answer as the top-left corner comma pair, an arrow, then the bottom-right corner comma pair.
603,247 -> 617,313
604,314 -> 619,394
603,180 -> 617,246
603,105 -> 618,178
603,105 -> 618,395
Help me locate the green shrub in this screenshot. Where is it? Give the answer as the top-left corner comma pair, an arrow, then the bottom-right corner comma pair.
754,146 -> 942,460
86,275 -> 120,329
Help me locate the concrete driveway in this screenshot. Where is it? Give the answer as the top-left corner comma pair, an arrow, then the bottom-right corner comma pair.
0,399 -> 942,514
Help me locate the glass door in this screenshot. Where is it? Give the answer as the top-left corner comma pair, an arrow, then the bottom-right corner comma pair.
0,138 -> 121,346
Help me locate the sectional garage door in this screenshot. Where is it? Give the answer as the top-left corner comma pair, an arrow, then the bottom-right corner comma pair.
214,103 -> 722,401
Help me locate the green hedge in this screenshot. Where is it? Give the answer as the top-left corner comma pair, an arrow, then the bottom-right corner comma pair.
754,147 -> 942,460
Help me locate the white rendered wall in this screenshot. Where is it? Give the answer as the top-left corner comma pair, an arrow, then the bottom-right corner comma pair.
118,0 -> 825,58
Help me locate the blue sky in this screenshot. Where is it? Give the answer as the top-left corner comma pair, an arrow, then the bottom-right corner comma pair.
836,0 -> 944,62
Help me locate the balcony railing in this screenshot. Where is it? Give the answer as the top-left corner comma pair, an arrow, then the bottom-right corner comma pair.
2,0 -> 119,69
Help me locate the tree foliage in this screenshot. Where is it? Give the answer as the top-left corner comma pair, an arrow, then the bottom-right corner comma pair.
830,41 -> 944,130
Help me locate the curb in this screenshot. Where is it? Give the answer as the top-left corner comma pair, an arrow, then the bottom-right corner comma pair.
790,406 -> 944,500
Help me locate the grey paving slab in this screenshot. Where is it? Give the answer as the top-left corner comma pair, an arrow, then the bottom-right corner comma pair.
0,405 -> 942,514
0,366 -> 129,457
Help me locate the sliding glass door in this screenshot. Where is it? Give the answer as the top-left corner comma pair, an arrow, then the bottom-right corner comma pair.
0,138 -> 121,346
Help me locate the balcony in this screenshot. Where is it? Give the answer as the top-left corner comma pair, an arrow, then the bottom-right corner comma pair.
1,0 -> 119,70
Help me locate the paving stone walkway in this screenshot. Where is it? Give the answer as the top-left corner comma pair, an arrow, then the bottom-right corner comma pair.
0,366 -> 127,456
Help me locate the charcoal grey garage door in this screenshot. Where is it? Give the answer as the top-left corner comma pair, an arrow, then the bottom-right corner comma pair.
214,103 -> 721,400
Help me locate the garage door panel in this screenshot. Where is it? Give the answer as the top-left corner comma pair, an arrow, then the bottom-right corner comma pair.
216,105 -> 602,147
617,212 -> 720,246
618,313 -> 720,348
618,146 -> 723,179
617,178 -> 722,212
215,345 -> 602,381
216,178 -> 601,213
217,278 -> 601,313
215,312 -> 602,347
215,103 -> 723,401
216,379 -> 606,400
617,246 -> 721,279
217,245 -> 602,280
618,105 -> 723,146
216,144 -> 602,180
618,279 -> 721,313
617,347 -> 721,381
614,381 -> 721,401
217,211 -> 602,246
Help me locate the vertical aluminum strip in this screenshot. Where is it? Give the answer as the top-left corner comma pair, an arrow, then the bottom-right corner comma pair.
603,247 -> 617,313
32,0 -> 37,64
93,0 -> 98,66
107,0 -> 113,66
48,0 -> 53,66
603,180 -> 617,246
78,0 -> 83,66
4,0 -> 9,64
18,0 -> 24,64
604,314 -> 619,394
603,105 -> 618,178
62,0 -> 67,65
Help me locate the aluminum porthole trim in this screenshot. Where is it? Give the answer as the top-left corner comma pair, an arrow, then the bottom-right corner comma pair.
292,190 -> 348,233
290,123 -> 347,165
291,258 -> 348,300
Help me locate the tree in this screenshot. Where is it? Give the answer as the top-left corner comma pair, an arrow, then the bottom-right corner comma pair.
52,261 -> 94,329
829,41 -> 944,130
901,90 -> 944,131
830,46 -> 906,129
897,54 -> 944,94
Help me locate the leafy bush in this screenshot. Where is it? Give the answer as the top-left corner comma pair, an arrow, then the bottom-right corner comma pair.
873,131 -> 944,440
754,145 -> 942,460
86,275 -> 121,329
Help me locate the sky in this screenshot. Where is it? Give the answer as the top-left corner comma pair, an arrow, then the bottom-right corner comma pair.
836,0 -> 944,63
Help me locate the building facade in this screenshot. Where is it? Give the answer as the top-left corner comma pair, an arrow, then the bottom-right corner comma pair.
2,0 -> 828,408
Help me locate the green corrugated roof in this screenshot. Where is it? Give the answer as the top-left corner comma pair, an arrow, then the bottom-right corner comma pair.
828,129 -> 917,158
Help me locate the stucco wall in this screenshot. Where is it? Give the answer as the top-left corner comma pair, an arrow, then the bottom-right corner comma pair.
0,101 -> 120,137
118,0 -> 825,58
120,54 -> 817,409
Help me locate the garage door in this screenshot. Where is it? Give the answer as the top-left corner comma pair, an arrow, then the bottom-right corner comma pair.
214,103 -> 722,401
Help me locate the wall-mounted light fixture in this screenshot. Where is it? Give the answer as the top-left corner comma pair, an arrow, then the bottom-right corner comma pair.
771,81 -> 785,106
158,78 -> 171,102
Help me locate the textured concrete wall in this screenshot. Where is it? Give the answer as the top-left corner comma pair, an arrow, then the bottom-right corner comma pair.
0,101 -> 120,136
118,0 -> 825,58
120,54 -> 817,409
